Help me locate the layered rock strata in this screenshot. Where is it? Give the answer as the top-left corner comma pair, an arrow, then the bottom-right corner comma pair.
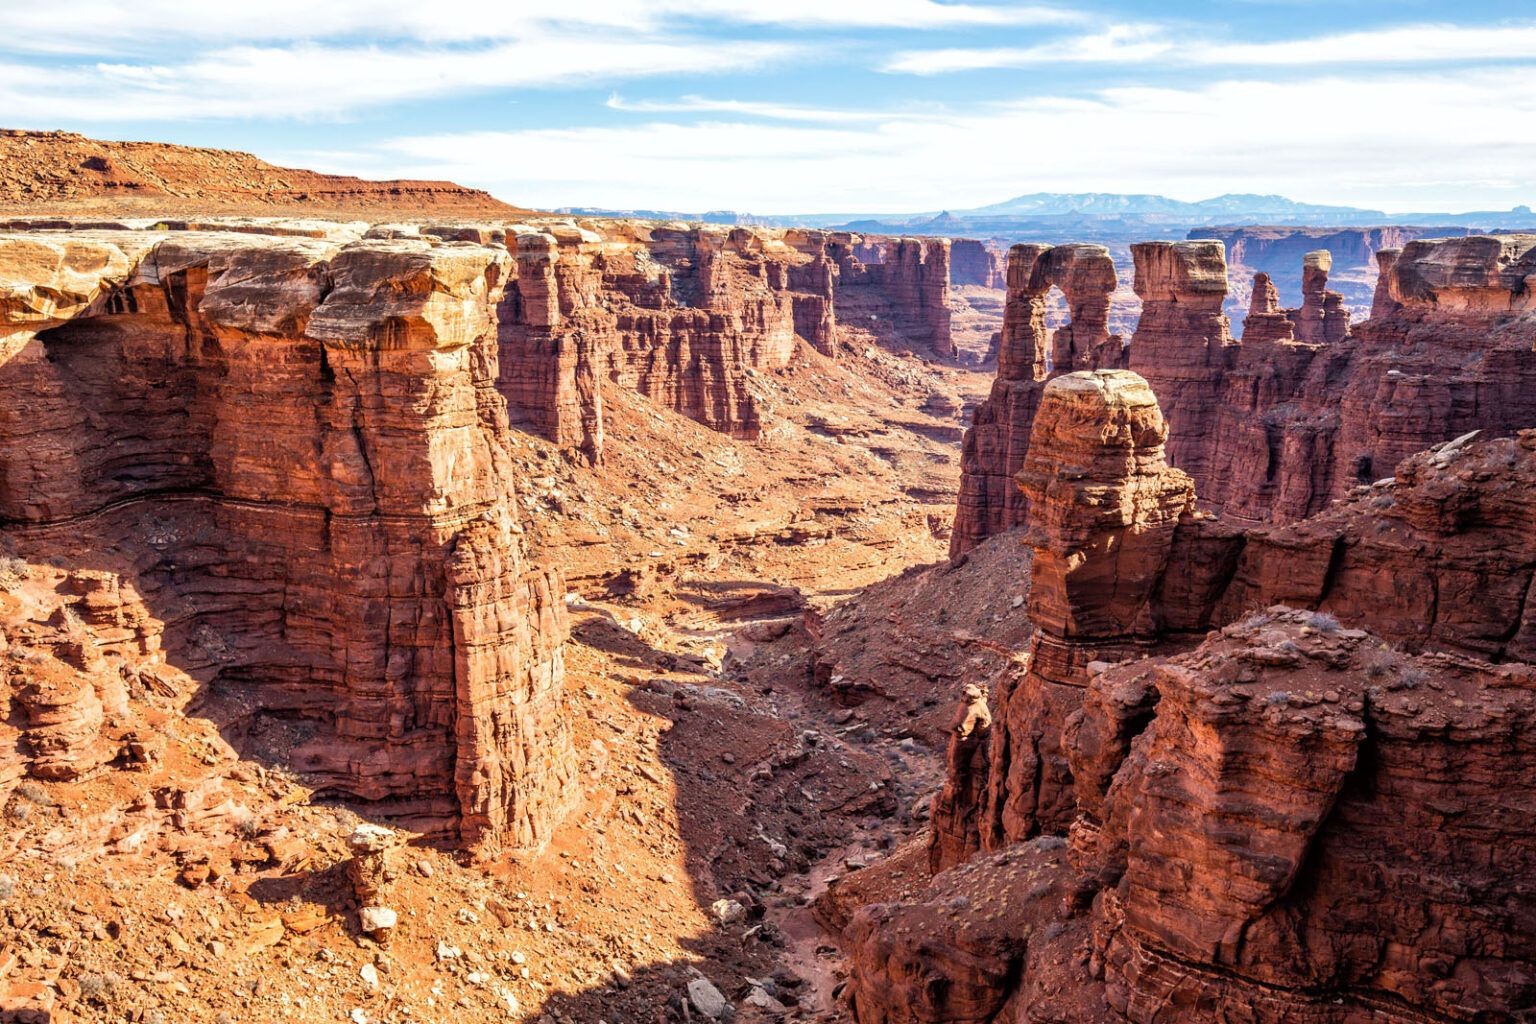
848,371 -> 1536,1023
949,243 -> 1122,555
0,129 -> 518,215
935,371 -> 1192,865
950,239 -> 1005,289
825,234 -> 956,357
497,224 -> 801,460
953,233 -> 1536,551
1190,223 -> 1481,322
0,229 -> 572,854
498,224 -> 971,460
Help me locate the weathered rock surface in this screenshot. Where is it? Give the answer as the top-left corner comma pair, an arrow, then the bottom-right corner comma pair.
498,224 -> 981,461
934,370 -> 1192,867
1190,223 -> 1482,323
950,244 -> 1123,555
1077,612 -> 1536,1023
954,233 -> 1536,550
950,239 -> 1005,289
0,129 -> 519,215
0,228 -> 572,854
848,373 -> 1536,1022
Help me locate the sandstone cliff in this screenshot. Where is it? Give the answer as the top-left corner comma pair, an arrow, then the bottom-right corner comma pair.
0,228 -> 571,855
1190,223 -> 1481,324
949,243 -> 1124,555
846,369 -> 1536,1023
952,233 -> 1536,552
0,130 -> 519,215
950,239 -> 1005,289
498,222 -> 971,461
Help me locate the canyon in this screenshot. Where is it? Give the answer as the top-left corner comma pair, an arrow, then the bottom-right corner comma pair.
0,132 -> 1533,1024
953,232 -> 1536,552
842,368 -> 1536,1023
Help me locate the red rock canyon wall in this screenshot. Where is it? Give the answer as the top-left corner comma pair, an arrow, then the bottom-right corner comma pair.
952,233 -> 1536,553
0,229 -> 572,856
851,369 -> 1536,1023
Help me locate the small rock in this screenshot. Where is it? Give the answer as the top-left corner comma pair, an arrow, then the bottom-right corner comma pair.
346,824 -> 398,857
745,985 -> 788,1012
359,906 -> 397,935
359,963 -> 380,990
687,977 -> 729,1019
710,899 -> 746,925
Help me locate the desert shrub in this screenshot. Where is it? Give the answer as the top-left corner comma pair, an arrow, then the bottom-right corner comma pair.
1306,611 -> 1341,633
0,556 -> 26,587
14,782 -> 51,806
76,972 -> 123,1006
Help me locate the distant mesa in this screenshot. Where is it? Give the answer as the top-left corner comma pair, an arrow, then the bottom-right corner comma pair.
0,129 -> 523,216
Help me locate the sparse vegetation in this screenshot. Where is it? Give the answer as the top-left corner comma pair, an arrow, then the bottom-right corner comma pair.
1306,611 -> 1341,633
76,971 -> 123,1006
0,555 -> 26,588
1237,609 -> 1273,630
14,781 -> 52,806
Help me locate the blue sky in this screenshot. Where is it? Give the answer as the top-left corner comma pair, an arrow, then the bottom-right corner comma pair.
4,1 -> 1534,214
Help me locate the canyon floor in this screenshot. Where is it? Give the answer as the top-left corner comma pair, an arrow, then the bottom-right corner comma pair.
0,314 -> 1013,1023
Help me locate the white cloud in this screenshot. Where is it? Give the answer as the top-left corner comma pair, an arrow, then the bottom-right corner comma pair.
0,35 -> 795,121
605,93 -> 950,123
365,68 -> 1536,213
884,24 -> 1172,73
1200,22 -> 1536,65
885,20 -> 1536,73
2,0 -> 1082,55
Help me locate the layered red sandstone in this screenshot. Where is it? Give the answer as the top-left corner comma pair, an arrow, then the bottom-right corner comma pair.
952,233 -> 1536,552
0,229 -> 571,855
949,243 -> 1123,555
847,369 -> 1536,1022
496,222 -> 970,461
0,130 -> 519,215
950,239 -> 1005,289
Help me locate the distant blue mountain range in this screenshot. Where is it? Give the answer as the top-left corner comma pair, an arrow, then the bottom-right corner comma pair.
555,193 -> 1536,233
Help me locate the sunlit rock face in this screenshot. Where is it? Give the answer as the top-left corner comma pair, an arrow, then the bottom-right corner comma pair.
850,356 -> 1536,1023
0,229 -> 573,855
952,233 -> 1536,551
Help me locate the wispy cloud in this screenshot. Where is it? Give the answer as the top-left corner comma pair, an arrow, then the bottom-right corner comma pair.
884,24 -> 1170,73
369,68 -> 1536,213
885,20 -> 1536,73
0,36 -> 797,121
4,0 -> 1083,56
605,93 -> 951,123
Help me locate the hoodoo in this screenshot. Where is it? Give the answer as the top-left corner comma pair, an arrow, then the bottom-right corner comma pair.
950,243 -> 1122,556
846,365 -> 1536,1022
954,233 -> 1536,550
